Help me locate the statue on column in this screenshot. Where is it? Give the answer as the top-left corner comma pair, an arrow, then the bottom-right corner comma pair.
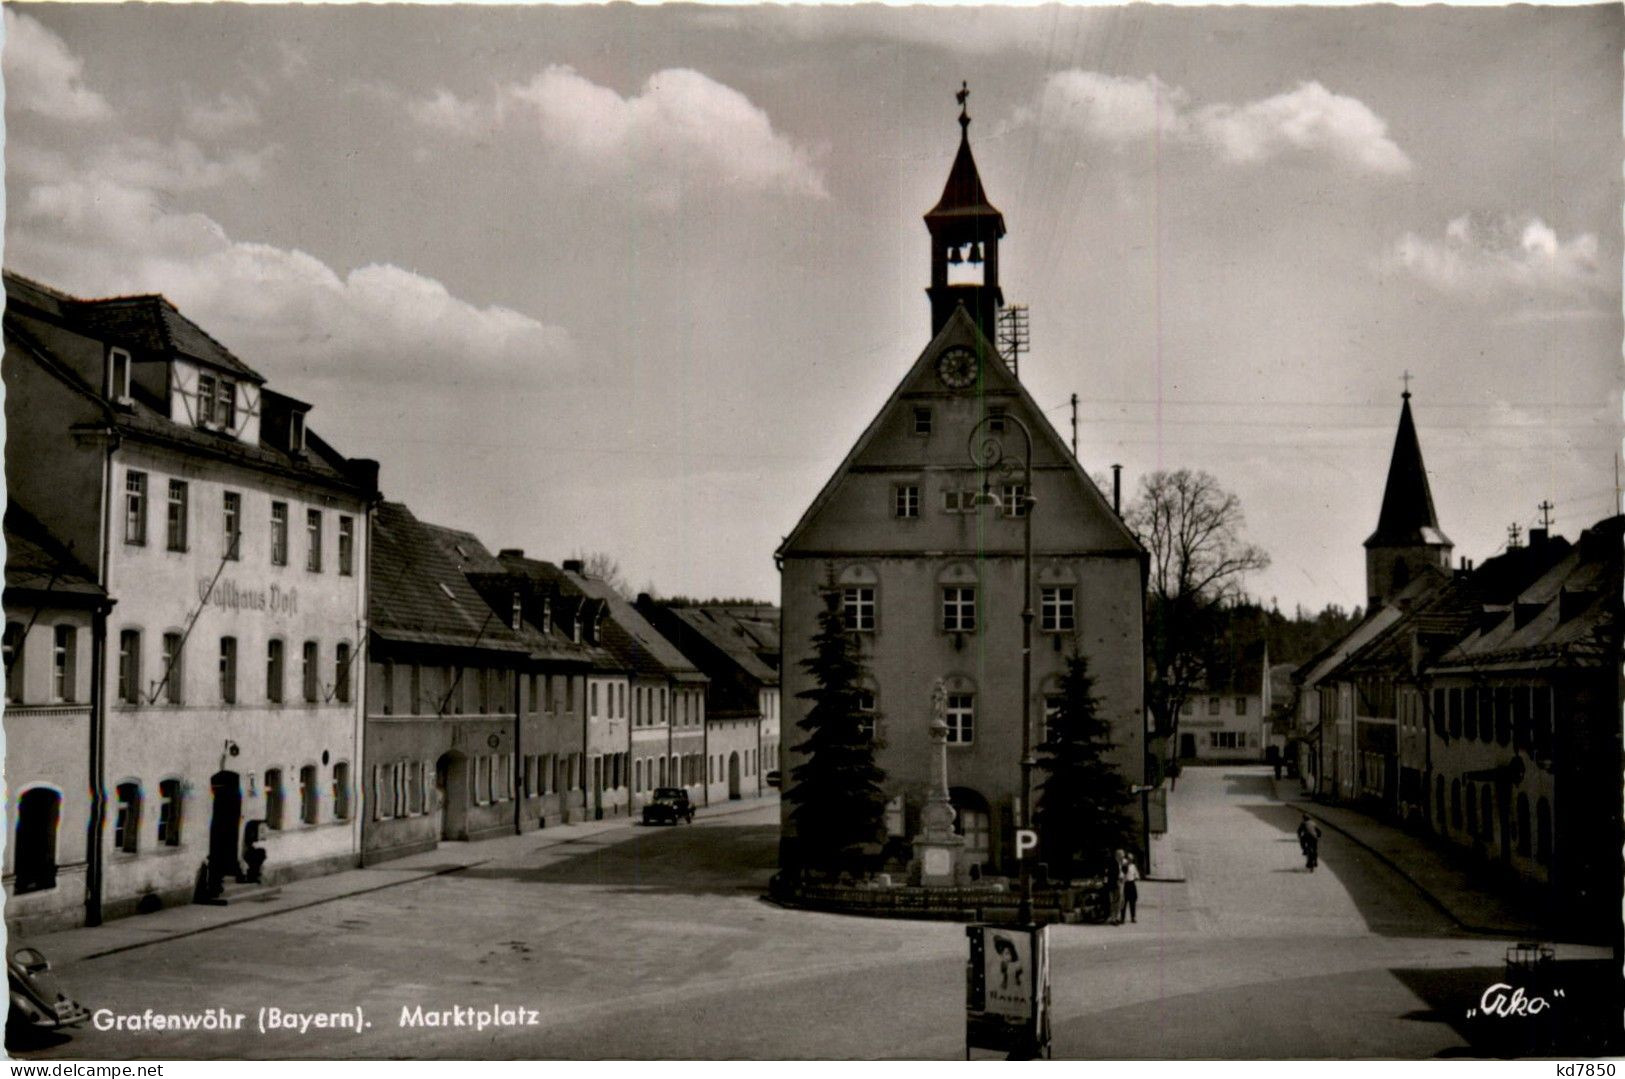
914,678 -> 964,886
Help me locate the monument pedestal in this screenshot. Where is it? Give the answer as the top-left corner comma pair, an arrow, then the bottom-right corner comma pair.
912,689 -> 964,887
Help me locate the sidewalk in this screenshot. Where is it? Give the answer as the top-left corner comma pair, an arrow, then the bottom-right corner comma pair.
1270,778 -> 1543,937
30,793 -> 779,967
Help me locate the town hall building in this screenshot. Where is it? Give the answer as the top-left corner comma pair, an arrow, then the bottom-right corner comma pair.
776,93 -> 1147,878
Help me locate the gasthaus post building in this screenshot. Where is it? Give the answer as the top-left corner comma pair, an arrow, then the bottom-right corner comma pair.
4,271 -> 380,923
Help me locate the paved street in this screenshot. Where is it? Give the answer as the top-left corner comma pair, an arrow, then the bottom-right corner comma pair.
13,767 -> 1613,1059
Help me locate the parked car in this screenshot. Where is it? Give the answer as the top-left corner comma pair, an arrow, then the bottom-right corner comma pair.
642,787 -> 695,825
765,769 -> 782,789
7,942 -> 89,1038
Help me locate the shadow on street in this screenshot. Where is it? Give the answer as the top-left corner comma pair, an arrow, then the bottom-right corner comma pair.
1390,960 -> 1625,1058
456,822 -> 781,895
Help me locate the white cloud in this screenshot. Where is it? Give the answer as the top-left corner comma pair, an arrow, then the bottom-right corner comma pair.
185,93 -> 261,137
2,9 -> 111,122
410,66 -> 827,203
1014,72 -> 1411,175
12,171 -> 571,388
14,138 -> 271,193
1386,213 -> 1605,303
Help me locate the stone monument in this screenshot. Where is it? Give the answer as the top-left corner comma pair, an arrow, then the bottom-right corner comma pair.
913,679 -> 965,886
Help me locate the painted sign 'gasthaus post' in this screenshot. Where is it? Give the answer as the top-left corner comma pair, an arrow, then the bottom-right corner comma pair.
776,96 -> 1146,877
4,272 -> 380,920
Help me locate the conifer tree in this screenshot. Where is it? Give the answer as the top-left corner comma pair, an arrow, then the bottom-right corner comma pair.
1034,652 -> 1134,881
786,589 -> 888,876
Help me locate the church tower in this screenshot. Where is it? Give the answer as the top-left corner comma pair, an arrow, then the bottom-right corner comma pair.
1364,385 -> 1453,609
925,82 -> 1005,343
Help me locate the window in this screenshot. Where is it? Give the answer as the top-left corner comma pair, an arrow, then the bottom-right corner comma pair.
270,503 -> 289,565
215,377 -> 236,429
303,641 -> 319,703
14,788 -> 61,893
300,765 -> 318,824
987,405 -> 1007,433
306,510 -> 323,572
114,782 -> 141,853
266,639 -> 285,703
635,758 -> 644,794
943,489 -> 974,513
333,762 -> 351,820
334,642 -> 352,704
160,633 -> 184,704
219,636 -> 237,704
118,629 -> 142,704
53,625 -> 76,702
946,693 -> 974,744
4,622 -> 23,703
895,484 -> 919,519
108,347 -> 132,399
289,410 -> 306,452
942,586 -> 976,632
1212,731 -> 1243,749
857,689 -> 878,741
264,769 -> 284,830
222,492 -> 242,560
912,407 -> 933,435
1001,483 -> 1029,517
156,779 -> 182,846
124,471 -> 148,545
1235,697 -> 1248,716
842,587 -> 876,632
166,480 -> 189,551
411,665 -> 422,714
338,516 -> 355,576
1039,587 -> 1075,632
1207,696 -> 1221,716
198,373 -> 216,425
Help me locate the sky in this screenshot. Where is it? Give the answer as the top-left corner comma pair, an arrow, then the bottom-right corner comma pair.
4,3 -> 1620,612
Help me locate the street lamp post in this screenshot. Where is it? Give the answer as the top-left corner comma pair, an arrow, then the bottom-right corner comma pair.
968,412 -> 1035,925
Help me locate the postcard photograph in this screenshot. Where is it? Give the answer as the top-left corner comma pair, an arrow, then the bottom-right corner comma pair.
0,0 -> 1620,1062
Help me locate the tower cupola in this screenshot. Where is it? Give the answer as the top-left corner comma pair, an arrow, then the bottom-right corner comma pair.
925,82 -> 1005,342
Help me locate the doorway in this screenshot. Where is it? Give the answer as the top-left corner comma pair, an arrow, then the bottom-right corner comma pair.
727,751 -> 741,800
1179,733 -> 1196,759
209,771 -> 242,883
436,751 -> 468,841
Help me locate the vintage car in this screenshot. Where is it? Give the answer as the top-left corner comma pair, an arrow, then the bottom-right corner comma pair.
642,787 -> 695,825
7,942 -> 90,1037
765,769 -> 782,789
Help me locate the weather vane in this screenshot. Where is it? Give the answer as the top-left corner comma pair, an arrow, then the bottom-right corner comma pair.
957,81 -> 970,128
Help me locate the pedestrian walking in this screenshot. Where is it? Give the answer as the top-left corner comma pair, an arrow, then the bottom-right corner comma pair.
1122,852 -> 1140,923
1296,814 -> 1321,872
1105,849 -> 1124,924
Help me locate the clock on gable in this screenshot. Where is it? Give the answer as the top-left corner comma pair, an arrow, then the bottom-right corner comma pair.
936,346 -> 978,390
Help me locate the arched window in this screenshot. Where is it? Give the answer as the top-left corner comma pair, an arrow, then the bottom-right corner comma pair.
14,788 -> 61,893
299,765 -> 318,824
332,762 -> 351,821
114,782 -> 142,853
1535,798 -> 1552,865
1515,792 -> 1531,856
156,779 -> 182,846
1479,785 -> 1494,845
1450,779 -> 1462,831
265,769 -> 285,830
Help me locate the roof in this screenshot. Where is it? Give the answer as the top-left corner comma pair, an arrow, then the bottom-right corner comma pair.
924,121 -> 1006,238
3,503 -> 106,603
368,501 -> 529,656
668,606 -> 780,686
1365,393 -> 1452,550
491,554 -> 629,674
565,570 -> 707,684
1434,517 -> 1622,672
67,290 -> 264,384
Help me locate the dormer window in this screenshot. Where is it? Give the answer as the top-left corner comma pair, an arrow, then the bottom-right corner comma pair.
540,597 -> 552,634
196,372 -> 236,430
289,410 -> 306,453
511,592 -> 523,631
108,347 -> 132,401
571,615 -> 582,644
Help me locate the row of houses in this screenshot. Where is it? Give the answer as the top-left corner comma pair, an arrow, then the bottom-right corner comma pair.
1290,389 -> 1622,936
2,271 -> 781,934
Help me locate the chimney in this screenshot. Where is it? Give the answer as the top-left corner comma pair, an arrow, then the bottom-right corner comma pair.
498,548 -> 524,559
563,559 -> 584,574
1528,527 -> 1548,548
1111,464 -> 1122,514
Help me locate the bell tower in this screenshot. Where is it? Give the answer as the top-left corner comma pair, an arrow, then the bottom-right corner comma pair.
1364,381 -> 1453,609
925,82 -> 1005,342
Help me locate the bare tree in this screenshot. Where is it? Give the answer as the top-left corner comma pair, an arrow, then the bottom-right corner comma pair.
1125,469 -> 1270,760
569,549 -> 633,599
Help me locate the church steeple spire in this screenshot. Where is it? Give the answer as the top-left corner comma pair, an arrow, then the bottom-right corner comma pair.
925,82 -> 1005,342
1364,385 -> 1453,609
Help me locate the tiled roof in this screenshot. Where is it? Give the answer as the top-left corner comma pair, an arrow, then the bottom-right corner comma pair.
70,292 -> 265,383
368,501 -> 528,656
566,571 -> 706,683
3,503 -> 104,601
670,606 -> 780,686
490,554 -> 626,673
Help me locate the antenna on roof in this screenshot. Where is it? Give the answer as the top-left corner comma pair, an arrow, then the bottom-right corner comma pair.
1507,522 -> 1523,549
1537,500 -> 1554,530
996,304 -> 1029,379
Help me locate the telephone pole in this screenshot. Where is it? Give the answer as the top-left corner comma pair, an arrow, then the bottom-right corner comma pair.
1507,523 -> 1523,548
1069,393 -> 1078,459
1537,500 -> 1554,530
